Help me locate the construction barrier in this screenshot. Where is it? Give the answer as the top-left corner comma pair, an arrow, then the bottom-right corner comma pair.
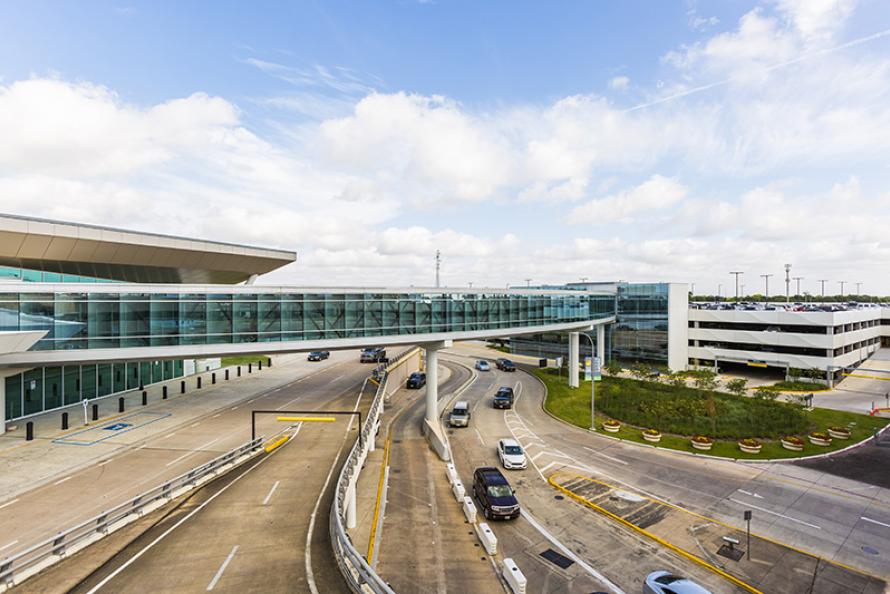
462,496 -> 477,523
474,522 -> 497,555
502,558 -> 527,594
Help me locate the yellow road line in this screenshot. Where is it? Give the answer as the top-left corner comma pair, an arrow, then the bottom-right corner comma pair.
367,430 -> 393,563
560,473 -> 884,583
842,372 -> 890,381
264,435 -> 289,453
549,472 -> 763,594
276,416 -> 336,423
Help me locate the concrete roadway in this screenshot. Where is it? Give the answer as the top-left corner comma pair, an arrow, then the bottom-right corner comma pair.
0,352 -> 366,572
19,358 -> 374,594
443,347 -> 890,588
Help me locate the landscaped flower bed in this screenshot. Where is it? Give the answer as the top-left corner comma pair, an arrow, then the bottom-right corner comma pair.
781,436 -> 804,451
828,426 -> 851,440
691,435 -> 713,451
738,438 -> 762,454
808,431 -> 832,446
642,428 -> 662,443
603,419 -> 621,433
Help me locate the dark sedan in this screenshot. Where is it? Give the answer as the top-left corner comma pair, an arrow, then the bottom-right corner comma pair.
307,351 -> 330,361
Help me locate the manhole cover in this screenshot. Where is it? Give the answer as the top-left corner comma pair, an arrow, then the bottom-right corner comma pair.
862,546 -> 880,556
554,495 -> 565,500
540,548 -> 574,569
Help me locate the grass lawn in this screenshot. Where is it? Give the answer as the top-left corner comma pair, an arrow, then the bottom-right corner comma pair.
762,380 -> 830,392
221,355 -> 271,367
535,368 -> 888,460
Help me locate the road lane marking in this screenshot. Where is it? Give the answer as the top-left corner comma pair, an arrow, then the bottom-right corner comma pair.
729,498 -> 821,530
230,406 -> 238,410
738,489 -> 764,499
211,414 -> 221,419
190,422 -> 200,428
582,446 -> 629,465
162,432 -> 176,439
548,450 -> 573,459
262,481 -> 281,505
861,516 -> 890,529
54,476 -> 72,486
98,459 -> 114,466
473,427 -> 485,446
165,437 -> 221,467
0,540 -> 18,552
540,461 -> 558,474
531,451 -> 545,462
521,509 -> 626,594
0,499 -> 19,510
206,544 -> 239,591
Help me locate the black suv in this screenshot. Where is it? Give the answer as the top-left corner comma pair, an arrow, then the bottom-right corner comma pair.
406,371 -> 426,389
472,467 -> 520,520
493,386 -> 514,409
496,358 -> 516,372
307,351 -> 330,361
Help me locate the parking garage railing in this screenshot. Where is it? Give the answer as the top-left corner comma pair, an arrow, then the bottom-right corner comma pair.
328,349 -> 421,594
0,437 -> 264,591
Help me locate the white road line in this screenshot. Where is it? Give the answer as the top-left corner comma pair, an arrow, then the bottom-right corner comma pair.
190,422 -> 200,428
473,427 -> 485,447
861,516 -> 890,529
548,450 -> 573,459
206,545 -> 239,591
729,498 -> 821,530
0,499 -> 19,510
262,481 -> 281,506
165,437 -> 221,467
230,406 -> 238,411
331,374 -> 344,383
582,446 -> 628,466
54,476 -> 72,486
521,509 -> 626,594
83,434 -> 292,594
540,461 -> 558,474
0,540 -> 19,552
531,451 -> 545,462
162,432 -> 177,439
738,489 -> 764,499
211,414 -> 221,419
98,459 -> 114,466
135,445 -> 147,450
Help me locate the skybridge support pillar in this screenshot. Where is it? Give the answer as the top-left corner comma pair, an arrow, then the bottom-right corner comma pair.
596,324 -> 605,363
569,332 -> 580,388
422,340 -> 453,461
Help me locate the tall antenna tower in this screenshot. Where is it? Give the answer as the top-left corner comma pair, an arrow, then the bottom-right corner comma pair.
435,250 -> 441,288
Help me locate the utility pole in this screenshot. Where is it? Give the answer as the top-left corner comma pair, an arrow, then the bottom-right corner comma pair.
730,271 -> 743,300
435,250 -> 441,288
793,276 -> 803,296
818,279 -> 828,299
784,264 -> 792,303
856,282 -> 863,295
717,284 -> 722,301
760,274 -> 773,299
838,281 -> 846,296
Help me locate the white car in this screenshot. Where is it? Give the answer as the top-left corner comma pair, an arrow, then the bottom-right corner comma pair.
475,360 -> 491,371
644,571 -> 712,594
497,438 -> 527,470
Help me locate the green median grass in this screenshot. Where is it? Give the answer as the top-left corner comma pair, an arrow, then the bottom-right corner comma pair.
534,368 -> 887,460
221,355 -> 271,367
761,380 -> 830,392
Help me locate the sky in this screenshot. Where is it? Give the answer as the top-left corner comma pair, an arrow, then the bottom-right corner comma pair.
1,0 -> 889,295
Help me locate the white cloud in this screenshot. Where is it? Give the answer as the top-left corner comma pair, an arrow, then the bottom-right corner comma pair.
608,75 -> 630,90
775,0 -> 857,42
569,176 -> 688,224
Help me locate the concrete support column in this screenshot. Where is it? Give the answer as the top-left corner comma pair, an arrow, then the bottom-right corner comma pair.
346,481 -> 357,529
425,347 -> 440,426
568,331 -> 580,388
0,379 -> 5,436
596,324 -> 605,362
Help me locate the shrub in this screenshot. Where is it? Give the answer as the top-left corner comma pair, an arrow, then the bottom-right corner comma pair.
783,436 -> 804,445
692,435 -> 712,444
739,438 -> 761,447
828,425 -> 850,433
604,360 -> 623,376
643,428 -> 661,436
726,378 -> 748,398
809,431 -> 829,439
604,419 -> 620,426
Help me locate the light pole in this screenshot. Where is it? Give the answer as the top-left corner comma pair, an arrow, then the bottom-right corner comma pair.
525,278 -> 532,288
818,279 -> 828,299
793,276 -> 803,296
730,271 -> 743,300
760,274 -> 773,299
580,333 -> 596,431
856,282 -> 863,295
838,281 -> 846,296
717,284 -> 722,300
435,250 -> 441,288
740,283 -> 745,297
784,264 -> 792,303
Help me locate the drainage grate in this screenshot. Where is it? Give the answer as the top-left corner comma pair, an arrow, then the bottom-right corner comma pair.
540,548 -> 574,569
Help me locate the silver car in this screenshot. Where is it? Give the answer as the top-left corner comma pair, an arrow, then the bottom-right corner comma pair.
644,571 -> 712,594
475,360 -> 491,371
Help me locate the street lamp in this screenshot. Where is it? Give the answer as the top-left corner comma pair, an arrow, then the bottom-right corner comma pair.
730,271 -> 743,300
839,281 -> 846,296
760,274 -> 773,299
818,279 -> 828,299
793,276 -> 803,296
579,332 -> 597,431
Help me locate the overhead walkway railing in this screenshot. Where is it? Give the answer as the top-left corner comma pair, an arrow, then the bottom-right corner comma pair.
0,438 -> 264,591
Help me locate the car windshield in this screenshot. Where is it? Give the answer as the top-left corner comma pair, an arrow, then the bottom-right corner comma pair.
410,373 -> 421,379
655,575 -> 682,585
487,484 -> 513,498
504,445 -> 523,455
452,409 -> 468,417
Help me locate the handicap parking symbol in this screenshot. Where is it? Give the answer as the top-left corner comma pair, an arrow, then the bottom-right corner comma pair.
103,422 -> 133,431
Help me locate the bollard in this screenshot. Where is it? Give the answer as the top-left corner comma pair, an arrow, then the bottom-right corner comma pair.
268,359 -> 272,368
181,380 -> 186,394
61,412 -> 69,430
26,421 -> 34,441
139,384 -> 144,392
197,376 -> 202,389
225,369 -> 229,381
237,366 -> 241,377
258,360 -> 263,370
248,363 -> 252,374
92,404 -> 99,421
118,397 -> 125,413
142,391 -> 147,406
162,385 -> 168,399
212,372 -> 216,385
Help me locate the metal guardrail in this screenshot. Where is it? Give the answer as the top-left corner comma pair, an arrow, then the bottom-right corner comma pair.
0,437 -> 264,589
330,347 -> 420,593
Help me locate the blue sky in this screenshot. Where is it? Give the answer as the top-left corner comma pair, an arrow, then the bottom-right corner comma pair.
1,1 -> 890,293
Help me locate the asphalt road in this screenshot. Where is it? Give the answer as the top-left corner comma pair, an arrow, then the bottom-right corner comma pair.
42,361 -> 373,594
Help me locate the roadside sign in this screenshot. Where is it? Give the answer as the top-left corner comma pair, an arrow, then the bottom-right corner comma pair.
555,356 -> 563,368
584,357 -> 592,381
593,356 -> 602,382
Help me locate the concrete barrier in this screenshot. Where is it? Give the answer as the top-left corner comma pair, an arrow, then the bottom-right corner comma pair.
462,496 -> 477,523
445,463 -> 457,485
502,558 -> 527,594
474,522 -> 497,555
452,479 -> 465,502
423,418 -> 451,461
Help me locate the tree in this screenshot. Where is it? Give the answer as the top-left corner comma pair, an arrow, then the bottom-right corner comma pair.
753,386 -> 779,401
726,378 -> 748,398
805,368 -> 824,384
788,368 -> 803,382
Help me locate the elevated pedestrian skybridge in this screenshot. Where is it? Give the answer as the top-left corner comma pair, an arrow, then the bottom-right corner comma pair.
0,284 -> 616,366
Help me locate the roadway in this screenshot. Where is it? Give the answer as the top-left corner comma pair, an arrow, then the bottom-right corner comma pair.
2,352 -> 371,592
441,346 -> 890,593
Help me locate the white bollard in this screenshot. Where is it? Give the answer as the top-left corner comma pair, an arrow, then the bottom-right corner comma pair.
502,558 -> 527,594
462,496 -> 477,523
445,463 -> 457,485
452,479 -> 465,502
475,522 -> 498,555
